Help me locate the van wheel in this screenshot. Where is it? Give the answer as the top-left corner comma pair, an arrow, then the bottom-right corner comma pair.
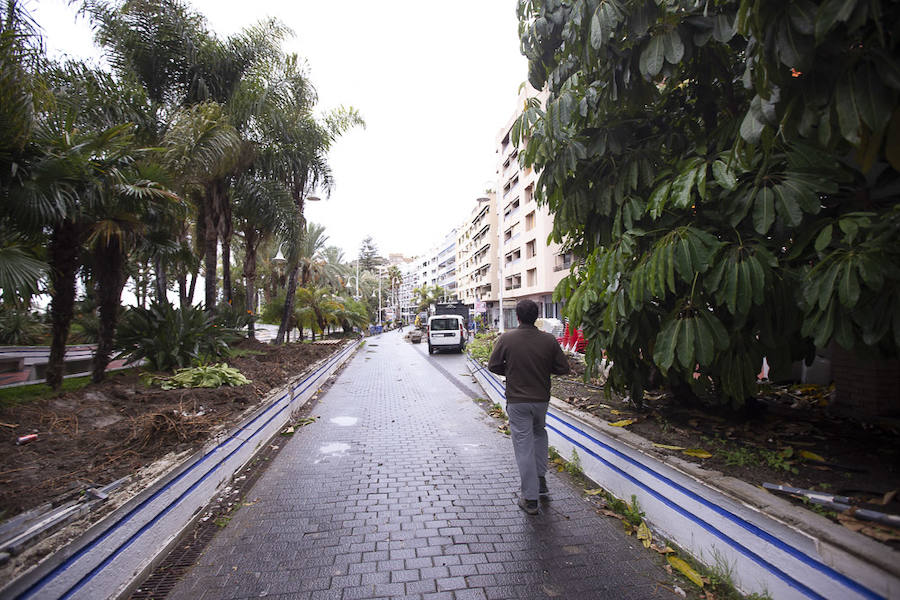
428,344 -> 433,354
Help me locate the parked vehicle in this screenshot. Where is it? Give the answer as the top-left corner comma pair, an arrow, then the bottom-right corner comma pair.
426,314 -> 467,354
434,302 -> 470,323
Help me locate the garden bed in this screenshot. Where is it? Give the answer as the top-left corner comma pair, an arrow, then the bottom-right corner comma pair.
0,338 -> 341,522
550,362 -> 900,549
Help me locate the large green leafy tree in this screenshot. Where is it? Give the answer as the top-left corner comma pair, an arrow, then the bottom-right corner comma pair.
515,0 -> 900,406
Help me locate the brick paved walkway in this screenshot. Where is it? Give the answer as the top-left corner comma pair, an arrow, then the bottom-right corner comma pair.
168,330 -> 680,600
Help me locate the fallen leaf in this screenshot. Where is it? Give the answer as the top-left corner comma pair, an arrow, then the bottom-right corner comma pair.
799,450 -> 826,462
682,448 -> 713,459
653,443 -> 686,450
609,419 -> 636,427
651,544 -> 676,554
667,555 -> 705,588
882,490 -> 897,506
610,409 -> 623,415
637,521 -> 652,548
584,488 -> 605,496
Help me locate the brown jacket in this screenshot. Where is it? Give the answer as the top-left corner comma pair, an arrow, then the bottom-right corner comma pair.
487,324 -> 570,403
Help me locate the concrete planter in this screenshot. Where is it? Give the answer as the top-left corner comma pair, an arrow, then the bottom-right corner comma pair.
468,358 -> 900,600
3,340 -> 361,600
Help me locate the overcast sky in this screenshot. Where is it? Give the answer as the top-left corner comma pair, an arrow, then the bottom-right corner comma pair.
32,0 -> 529,262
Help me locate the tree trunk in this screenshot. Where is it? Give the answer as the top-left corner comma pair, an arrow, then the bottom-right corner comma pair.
243,229 -> 259,340
220,195 -> 234,306
92,237 -> 127,383
276,265 -> 299,344
46,221 -> 81,390
203,181 -> 222,312
178,273 -> 188,310
153,255 -> 167,303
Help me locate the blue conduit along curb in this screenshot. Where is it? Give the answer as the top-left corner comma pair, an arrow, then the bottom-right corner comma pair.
466,358 -> 891,600
4,340 -> 361,600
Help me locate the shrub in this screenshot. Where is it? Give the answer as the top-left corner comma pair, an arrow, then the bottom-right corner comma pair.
115,301 -> 235,371
143,363 -> 250,389
0,308 -> 46,345
466,332 -> 498,364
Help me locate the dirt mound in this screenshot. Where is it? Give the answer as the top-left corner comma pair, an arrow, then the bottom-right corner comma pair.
0,339 -> 340,520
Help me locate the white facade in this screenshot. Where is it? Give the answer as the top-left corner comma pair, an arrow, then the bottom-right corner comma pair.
494,86 -> 570,330
456,193 -> 499,324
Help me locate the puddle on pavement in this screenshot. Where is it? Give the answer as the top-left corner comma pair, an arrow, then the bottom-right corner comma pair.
319,442 -> 350,454
329,416 -> 358,426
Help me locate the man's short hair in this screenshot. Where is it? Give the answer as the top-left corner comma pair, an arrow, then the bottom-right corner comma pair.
515,299 -> 539,325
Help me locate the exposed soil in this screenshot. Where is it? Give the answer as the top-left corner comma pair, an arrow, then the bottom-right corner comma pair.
0,338 -> 344,521
551,358 -> 900,548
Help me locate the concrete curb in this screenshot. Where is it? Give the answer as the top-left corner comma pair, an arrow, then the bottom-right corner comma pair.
2,339 -> 361,600
467,357 -> 899,600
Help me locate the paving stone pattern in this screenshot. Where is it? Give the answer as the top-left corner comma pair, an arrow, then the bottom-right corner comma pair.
168,331 -> 680,600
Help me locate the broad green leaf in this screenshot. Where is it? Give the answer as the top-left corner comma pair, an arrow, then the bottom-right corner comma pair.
648,181 -> 671,219
838,261 -> 860,308
746,255 -> 765,305
835,76 -> 861,144
788,0 -> 816,34
815,0 -> 857,41
712,14 -> 734,42
723,259 -> 739,314
736,260 -> 752,316
640,35 -> 665,78
740,110 -> 765,144
671,167 -> 697,209
662,29 -> 684,64
775,19 -> 809,68
818,262 -> 841,310
814,224 -> 833,252
753,187 -> 776,234
695,161 -> 708,201
677,316 -> 696,369
653,317 -> 678,371
694,315 -> 714,364
856,65 -> 892,131
675,237 -> 693,283
774,184 -> 803,226
839,218 -> 859,245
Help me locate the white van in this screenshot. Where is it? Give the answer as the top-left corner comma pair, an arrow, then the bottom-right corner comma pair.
426,314 -> 467,354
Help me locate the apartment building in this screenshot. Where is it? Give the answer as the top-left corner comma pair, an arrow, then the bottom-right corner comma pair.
398,229 -> 459,323
494,86 -> 571,329
455,194 -> 499,323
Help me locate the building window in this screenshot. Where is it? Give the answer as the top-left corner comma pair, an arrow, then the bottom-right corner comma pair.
527,268 -> 536,287
525,211 -> 535,231
554,252 -> 574,271
526,239 -> 536,258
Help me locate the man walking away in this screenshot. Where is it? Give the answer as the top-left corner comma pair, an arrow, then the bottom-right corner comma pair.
488,299 -> 570,514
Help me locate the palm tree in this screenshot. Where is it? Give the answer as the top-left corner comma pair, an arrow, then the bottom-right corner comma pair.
232,175 -> 296,339
413,284 -> 447,314
294,286 -> 342,341
319,245 -> 347,292
90,0 -> 290,311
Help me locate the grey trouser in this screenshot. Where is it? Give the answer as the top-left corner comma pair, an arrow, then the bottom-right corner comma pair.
506,401 -> 549,501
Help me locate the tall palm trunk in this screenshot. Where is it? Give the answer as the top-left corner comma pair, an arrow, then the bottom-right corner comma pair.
46,221 -> 81,390
243,228 -> 259,340
203,180 -> 224,312
276,265 -> 299,344
220,196 -> 234,306
92,237 -> 127,383
153,255 -> 167,302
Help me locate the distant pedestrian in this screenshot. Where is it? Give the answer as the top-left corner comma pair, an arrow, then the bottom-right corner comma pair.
488,299 -> 570,515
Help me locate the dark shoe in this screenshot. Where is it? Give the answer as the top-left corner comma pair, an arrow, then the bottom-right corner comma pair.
518,497 -> 539,515
538,476 -> 549,496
